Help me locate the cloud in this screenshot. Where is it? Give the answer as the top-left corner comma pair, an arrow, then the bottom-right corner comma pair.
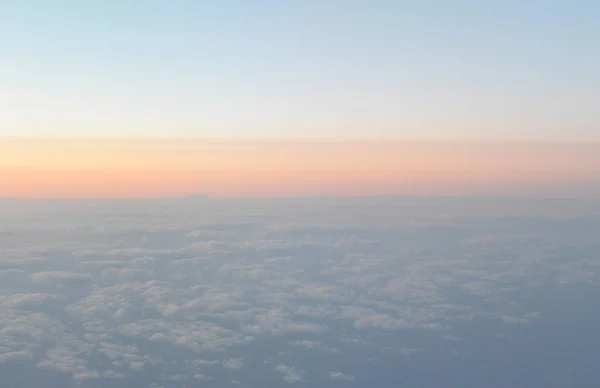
1,293 -> 58,310
276,364 -> 305,383
99,268 -> 154,283
119,319 -> 254,352
162,373 -> 189,381
192,359 -> 220,367
102,370 -> 126,379
0,269 -> 28,282
241,309 -> 327,336
0,349 -> 34,363
295,283 -> 355,304
37,338 -> 94,377
2,197 -> 599,385
72,370 -> 102,381
97,342 -> 153,372
289,340 -> 340,354
501,312 -> 542,324
329,371 -> 355,381
222,357 -> 244,370
441,334 -> 461,341
29,271 -> 92,286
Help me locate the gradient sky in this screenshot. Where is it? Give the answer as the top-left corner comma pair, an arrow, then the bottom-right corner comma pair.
1,0 -> 599,140
1,1 -> 599,198
2,139 -> 600,198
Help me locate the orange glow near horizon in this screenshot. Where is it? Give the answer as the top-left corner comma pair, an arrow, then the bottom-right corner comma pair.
1,138 -> 599,198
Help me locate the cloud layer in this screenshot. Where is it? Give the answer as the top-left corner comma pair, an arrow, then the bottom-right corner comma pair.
0,197 -> 599,386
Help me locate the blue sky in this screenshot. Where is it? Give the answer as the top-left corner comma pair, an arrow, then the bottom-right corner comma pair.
1,0 -> 598,140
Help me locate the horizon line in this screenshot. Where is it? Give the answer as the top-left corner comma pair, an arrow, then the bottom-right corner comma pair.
3,136 -> 600,145
1,194 -> 597,201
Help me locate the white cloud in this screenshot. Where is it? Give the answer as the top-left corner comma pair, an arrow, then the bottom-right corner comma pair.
441,334 -> 461,341
97,342 -> 155,372
276,364 -> 305,383
72,370 -> 101,381
2,197 -> 599,385
240,309 -> 326,336
0,349 -> 34,363
37,338 -> 94,377
222,357 -> 244,370
501,312 -> 542,324
1,293 -> 58,310
162,373 -> 187,381
29,271 -> 91,285
329,371 -> 355,381
131,256 -> 157,268
192,359 -> 220,367
102,370 -> 126,379
120,319 -> 254,352
295,283 -> 355,304
289,340 -> 340,354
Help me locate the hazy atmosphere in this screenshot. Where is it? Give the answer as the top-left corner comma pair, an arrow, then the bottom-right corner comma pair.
1,1 -> 600,387
3,139 -> 600,198
1,197 -> 599,387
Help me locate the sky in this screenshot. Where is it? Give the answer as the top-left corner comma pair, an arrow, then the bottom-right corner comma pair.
2,138 -> 600,198
1,1 -> 599,197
